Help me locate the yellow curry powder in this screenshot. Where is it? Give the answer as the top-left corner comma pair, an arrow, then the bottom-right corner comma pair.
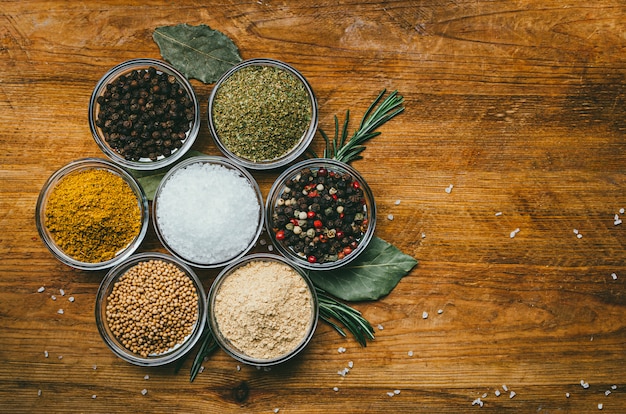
44,168 -> 142,263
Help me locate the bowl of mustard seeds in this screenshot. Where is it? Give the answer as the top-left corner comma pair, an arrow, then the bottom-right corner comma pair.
95,252 -> 207,366
207,58 -> 318,170
35,158 -> 149,271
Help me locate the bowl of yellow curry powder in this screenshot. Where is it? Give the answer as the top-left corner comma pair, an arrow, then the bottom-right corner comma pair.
36,158 -> 148,270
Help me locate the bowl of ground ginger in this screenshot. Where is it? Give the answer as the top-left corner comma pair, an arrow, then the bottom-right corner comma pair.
208,253 -> 318,367
95,252 -> 207,366
35,158 -> 149,270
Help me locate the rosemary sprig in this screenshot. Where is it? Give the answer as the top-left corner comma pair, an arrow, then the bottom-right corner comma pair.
189,325 -> 219,382
316,287 -> 375,347
311,89 -> 405,164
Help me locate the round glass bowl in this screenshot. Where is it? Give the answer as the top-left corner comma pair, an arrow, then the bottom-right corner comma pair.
153,155 -> 264,268
207,58 -> 318,170
95,252 -> 207,366
89,58 -> 200,171
35,158 -> 149,271
208,253 -> 318,367
265,158 -> 376,270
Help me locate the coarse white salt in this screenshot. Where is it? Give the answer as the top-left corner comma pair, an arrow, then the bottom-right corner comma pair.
387,214 -> 394,221
59,289 -> 65,296
615,217 -> 623,226
581,380 -> 590,389
495,212 -> 503,216
93,364 -> 97,370
68,296 -> 75,302
273,409 -> 280,413
259,239 -> 267,245
92,395 -> 97,399
377,324 -> 384,331
199,366 -> 205,374
38,389 -> 42,397
421,232 -> 426,239
422,311 -> 428,319
337,368 -> 349,377
394,390 -> 401,395
573,229 -> 579,234
44,351 -> 48,358
611,273 -> 618,280
348,361 -> 354,368
495,390 -> 501,397
408,350 -> 414,357
577,233 -> 583,239
510,228 -> 520,238
481,393 -> 487,398
502,384 -> 508,392
395,199 -> 401,205
236,365 -> 241,371
57,309 -> 64,314
621,208 -> 625,214
267,245 -> 274,252
37,287 -> 45,293
437,309 -> 443,314
333,387 -> 339,392
445,184 -> 453,194
611,385 -> 617,390
471,397 -> 483,407
605,390 -> 611,396
155,162 -> 261,265
338,346 -> 346,353
598,403 -> 603,410
141,389 -> 148,396
387,391 -> 395,397
58,355 -> 63,360
566,393 -> 570,398
509,391 -> 516,399
51,295 -> 56,301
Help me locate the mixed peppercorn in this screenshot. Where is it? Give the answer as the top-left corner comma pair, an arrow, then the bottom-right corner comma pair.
96,66 -> 194,161
270,166 -> 368,264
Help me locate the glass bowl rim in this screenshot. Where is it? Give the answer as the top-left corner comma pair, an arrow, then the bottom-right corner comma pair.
88,58 -> 201,171
264,157 -> 377,270
35,157 -> 149,271
94,251 -> 208,366
207,252 -> 319,367
152,155 -> 265,269
207,57 -> 318,171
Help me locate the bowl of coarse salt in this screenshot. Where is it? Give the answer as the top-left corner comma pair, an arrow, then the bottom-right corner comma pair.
152,155 -> 264,268
208,253 -> 318,367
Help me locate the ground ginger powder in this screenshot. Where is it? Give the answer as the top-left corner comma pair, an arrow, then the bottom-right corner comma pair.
44,168 -> 142,263
214,260 -> 314,360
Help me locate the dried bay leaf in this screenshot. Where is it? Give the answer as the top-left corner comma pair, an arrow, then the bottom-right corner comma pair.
153,24 -> 242,84
308,237 -> 418,302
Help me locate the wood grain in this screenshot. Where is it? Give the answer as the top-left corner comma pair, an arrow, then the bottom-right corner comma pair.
1,1 -> 625,412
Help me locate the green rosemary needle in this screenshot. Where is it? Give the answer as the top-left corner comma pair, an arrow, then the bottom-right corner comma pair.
310,89 -> 405,164
316,287 -> 375,347
189,325 -> 219,382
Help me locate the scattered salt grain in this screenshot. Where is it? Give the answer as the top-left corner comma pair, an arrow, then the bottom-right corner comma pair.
38,389 -> 42,397
581,380 -> 590,389
144,375 -> 149,380
614,214 -> 622,226
471,397 -> 483,407
273,409 -> 280,413
387,214 -> 394,221
377,324 -> 384,331
44,350 -> 48,358
621,208 -> 625,214
337,368 -> 349,377
387,391 -> 395,397
199,366 -> 205,374
510,228 -> 520,238
598,403 -> 603,410
259,239 -> 266,245
68,296 -> 75,302
236,365 -> 241,371
348,361 -> 354,368
573,229 -> 579,234
93,365 -> 97,370
605,390 -> 611,396
509,391 -> 516,399
495,390 -> 501,397
51,295 -> 56,301
395,199 -> 401,205
437,309 -> 444,314
338,347 -> 346,353
92,395 -> 97,399
267,245 -> 274,252
577,233 -> 583,239
141,389 -> 148,396
58,355 -> 63,360
611,273 -> 618,280
57,309 -> 64,314
394,390 -> 401,395
495,212 -> 503,216
37,287 -> 45,293
502,384 -> 508,392
445,184 -> 453,194
59,289 -> 65,296
566,393 -> 570,398
333,387 -> 339,392
481,393 -> 487,398
611,385 -> 617,390
421,232 -> 426,239
422,311 -> 428,319
408,350 -> 414,357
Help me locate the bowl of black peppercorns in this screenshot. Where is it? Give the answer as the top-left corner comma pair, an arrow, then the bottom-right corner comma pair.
89,59 -> 200,171
265,158 -> 376,271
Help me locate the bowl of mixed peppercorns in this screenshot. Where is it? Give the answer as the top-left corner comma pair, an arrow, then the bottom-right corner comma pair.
95,252 -> 207,366
89,59 -> 200,171
265,158 -> 376,270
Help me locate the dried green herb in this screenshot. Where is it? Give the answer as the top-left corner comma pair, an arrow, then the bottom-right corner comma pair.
153,24 -> 242,84
316,287 -> 375,347
189,326 -> 219,382
212,65 -> 312,161
308,236 -> 417,302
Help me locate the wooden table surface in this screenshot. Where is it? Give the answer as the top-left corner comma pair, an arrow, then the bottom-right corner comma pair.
1,1 -> 625,412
